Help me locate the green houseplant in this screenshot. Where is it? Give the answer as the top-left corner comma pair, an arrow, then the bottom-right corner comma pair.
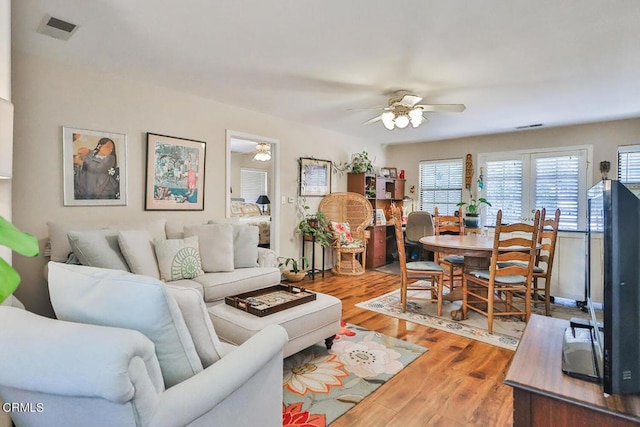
334,150 -> 375,175
457,193 -> 492,229
296,206 -> 334,248
0,216 -> 39,303
278,256 -> 309,282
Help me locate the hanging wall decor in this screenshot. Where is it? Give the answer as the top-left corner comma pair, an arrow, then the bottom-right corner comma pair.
465,153 -> 473,190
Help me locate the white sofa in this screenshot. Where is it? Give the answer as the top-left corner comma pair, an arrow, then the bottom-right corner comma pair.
46,218 -> 281,306
0,263 -> 289,427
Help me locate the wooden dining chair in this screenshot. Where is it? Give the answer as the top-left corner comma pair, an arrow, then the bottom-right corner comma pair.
462,209 -> 540,333
391,206 -> 445,315
531,207 -> 561,316
433,206 -> 464,291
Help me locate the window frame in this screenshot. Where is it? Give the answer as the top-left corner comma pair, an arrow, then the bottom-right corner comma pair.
240,168 -> 268,205
418,158 -> 464,215
478,145 -> 592,230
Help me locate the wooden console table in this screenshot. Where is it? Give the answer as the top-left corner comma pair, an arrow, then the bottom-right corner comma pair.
505,314 -> 640,426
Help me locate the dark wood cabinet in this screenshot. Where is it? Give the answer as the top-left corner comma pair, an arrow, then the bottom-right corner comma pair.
505,315 -> 640,426
347,173 -> 405,268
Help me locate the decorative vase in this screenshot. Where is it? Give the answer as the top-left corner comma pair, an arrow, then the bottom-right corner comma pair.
464,214 -> 480,229
283,270 -> 307,282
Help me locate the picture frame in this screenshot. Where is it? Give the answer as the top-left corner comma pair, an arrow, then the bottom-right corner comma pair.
388,167 -> 398,178
145,133 -> 206,211
380,167 -> 391,178
375,209 -> 387,225
62,126 -> 127,206
299,157 -> 332,197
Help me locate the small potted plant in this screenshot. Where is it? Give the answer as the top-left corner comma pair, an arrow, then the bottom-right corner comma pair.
457,193 -> 492,229
297,207 -> 334,248
278,256 -> 309,282
334,150 -> 375,175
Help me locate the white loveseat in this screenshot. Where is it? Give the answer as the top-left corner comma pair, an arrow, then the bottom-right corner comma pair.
0,263 -> 288,427
46,218 -> 281,306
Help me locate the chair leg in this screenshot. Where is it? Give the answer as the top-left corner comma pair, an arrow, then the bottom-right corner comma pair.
544,278 -> 551,316
462,276 -> 468,320
436,274 -> 443,316
487,286 -> 494,334
401,276 -> 408,312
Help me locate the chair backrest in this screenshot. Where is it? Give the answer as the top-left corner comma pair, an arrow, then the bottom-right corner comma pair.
433,207 -> 463,236
319,192 -> 373,240
536,207 -> 561,276
405,211 -> 434,243
490,210 -> 540,280
390,206 -> 408,275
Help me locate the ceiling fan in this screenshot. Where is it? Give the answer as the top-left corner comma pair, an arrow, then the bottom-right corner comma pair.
358,90 -> 466,130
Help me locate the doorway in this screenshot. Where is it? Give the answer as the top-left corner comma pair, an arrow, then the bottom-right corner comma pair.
225,130 -> 280,254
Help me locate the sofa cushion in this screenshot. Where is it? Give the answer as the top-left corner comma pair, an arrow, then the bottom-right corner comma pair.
48,262 -> 204,388
118,230 -> 160,279
165,285 -> 230,367
208,221 -> 259,268
184,224 -> 234,273
154,236 -> 204,281
47,219 -> 167,263
193,267 -> 281,304
68,229 -> 130,271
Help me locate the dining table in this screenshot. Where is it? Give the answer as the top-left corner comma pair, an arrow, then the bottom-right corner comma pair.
419,234 -> 536,320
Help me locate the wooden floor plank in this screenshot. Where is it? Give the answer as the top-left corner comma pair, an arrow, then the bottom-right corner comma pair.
300,269 -> 514,426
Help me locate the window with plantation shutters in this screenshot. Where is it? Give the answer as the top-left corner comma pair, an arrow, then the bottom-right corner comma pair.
618,145 -> 640,186
240,168 -> 267,205
479,147 -> 590,230
418,159 -> 463,215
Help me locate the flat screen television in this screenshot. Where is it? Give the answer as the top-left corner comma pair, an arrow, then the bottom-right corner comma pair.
577,179 -> 640,395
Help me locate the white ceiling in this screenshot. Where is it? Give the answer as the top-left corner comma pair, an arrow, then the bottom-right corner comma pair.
12,0 -> 640,145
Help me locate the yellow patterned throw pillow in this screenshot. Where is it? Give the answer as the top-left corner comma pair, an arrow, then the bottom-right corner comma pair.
154,236 -> 204,281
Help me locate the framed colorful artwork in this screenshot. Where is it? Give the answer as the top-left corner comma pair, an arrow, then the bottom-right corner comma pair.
299,157 -> 332,197
62,126 -> 127,206
145,133 -> 206,211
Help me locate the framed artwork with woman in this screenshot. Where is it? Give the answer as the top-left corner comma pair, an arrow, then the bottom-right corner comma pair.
62,127 -> 128,206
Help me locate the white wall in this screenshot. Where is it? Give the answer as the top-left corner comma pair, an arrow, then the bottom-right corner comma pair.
11,51 -> 383,316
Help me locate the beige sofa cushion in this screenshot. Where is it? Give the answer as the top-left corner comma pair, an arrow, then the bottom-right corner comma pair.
47,219 -> 167,262
48,262 -> 203,388
184,224 -> 234,273
67,230 -> 130,271
154,236 -> 204,281
118,230 -> 160,279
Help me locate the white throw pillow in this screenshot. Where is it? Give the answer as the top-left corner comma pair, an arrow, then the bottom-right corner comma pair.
118,230 -> 160,279
165,285 -> 229,367
154,236 -> 204,281
48,262 -> 203,388
67,229 -> 130,271
183,224 -> 234,273
233,224 -> 259,268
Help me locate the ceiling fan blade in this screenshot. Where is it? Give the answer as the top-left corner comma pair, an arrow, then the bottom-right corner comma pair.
346,107 -> 387,111
399,94 -> 423,107
416,104 -> 466,112
363,115 -> 382,125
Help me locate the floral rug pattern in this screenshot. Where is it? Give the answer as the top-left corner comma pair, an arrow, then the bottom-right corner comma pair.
356,288 -> 597,351
282,322 -> 426,426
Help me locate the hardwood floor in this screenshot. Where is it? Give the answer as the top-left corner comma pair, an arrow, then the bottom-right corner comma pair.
300,269 -> 514,427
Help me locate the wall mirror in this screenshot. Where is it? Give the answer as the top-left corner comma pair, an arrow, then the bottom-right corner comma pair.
225,130 -> 280,255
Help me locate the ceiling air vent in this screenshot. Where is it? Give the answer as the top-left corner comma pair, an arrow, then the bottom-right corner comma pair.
36,14 -> 79,41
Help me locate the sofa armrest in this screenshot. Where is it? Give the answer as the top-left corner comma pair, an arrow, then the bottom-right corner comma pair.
257,247 -> 277,267
150,324 -> 288,427
0,307 -> 164,403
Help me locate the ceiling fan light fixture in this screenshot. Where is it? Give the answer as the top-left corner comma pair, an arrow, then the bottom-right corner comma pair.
395,114 -> 410,129
253,142 -> 271,161
381,111 -> 395,130
409,107 -> 423,127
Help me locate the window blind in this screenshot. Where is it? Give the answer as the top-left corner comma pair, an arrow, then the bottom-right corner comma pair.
534,155 -> 580,230
484,159 -> 523,226
618,146 -> 640,184
418,159 -> 463,215
240,169 -> 267,204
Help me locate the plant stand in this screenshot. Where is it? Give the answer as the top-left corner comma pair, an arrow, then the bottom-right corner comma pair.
301,233 -> 325,280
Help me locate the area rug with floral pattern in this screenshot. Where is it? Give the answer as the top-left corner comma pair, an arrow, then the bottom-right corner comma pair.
356,288 -> 598,351
282,322 -> 426,426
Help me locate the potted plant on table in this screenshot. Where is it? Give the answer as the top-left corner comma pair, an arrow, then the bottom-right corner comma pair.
278,256 -> 309,282
296,207 -> 334,248
333,150 -> 375,175
457,193 -> 492,229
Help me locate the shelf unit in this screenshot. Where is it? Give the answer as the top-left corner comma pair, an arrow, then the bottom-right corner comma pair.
347,173 -> 405,268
